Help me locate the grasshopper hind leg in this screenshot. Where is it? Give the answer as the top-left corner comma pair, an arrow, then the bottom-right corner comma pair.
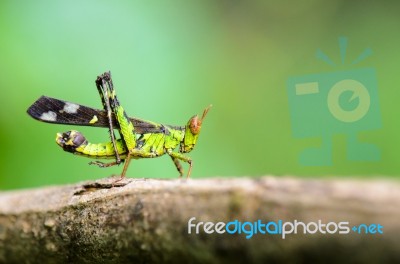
90,158 -> 130,185
95,74 -> 122,166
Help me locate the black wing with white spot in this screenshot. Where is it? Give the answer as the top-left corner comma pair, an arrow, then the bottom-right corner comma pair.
27,96 -> 169,134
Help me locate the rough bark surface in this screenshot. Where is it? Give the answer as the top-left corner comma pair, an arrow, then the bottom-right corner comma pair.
0,177 -> 399,264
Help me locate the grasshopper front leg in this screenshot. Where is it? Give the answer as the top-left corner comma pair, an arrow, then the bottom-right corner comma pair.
168,150 -> 193,178
170,156 -> 184,177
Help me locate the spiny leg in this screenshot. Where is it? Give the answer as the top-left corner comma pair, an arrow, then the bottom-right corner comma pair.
118,148 -> 159,178
101,72 -> 157,178
95,74 -> 121,165
168,151 -> 193,178
120,153 -> 132,178
100,72 -> 138,178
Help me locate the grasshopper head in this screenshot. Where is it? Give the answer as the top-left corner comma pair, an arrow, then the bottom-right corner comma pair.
56,130 -> 87,153
181,105 -> 212,153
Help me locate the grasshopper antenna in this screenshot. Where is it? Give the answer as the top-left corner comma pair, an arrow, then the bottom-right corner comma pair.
200,105 -> 212,124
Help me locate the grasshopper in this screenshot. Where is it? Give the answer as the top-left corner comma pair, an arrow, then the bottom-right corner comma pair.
27,71 -> 211,178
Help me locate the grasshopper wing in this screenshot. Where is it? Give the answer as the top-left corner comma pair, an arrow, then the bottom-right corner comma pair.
27,96 -> 163,134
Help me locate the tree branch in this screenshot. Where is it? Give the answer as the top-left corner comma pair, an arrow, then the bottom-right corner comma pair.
0,177 -> 399,263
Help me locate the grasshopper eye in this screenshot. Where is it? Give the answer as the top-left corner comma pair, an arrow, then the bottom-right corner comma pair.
189,115 -> 201,135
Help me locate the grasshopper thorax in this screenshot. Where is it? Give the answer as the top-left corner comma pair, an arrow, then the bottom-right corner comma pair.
181,105 -> 212,153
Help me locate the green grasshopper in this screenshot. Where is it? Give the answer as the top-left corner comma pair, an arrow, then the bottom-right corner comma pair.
27,72 -> 211,178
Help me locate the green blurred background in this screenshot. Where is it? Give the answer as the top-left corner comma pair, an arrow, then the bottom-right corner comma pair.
1,0 -> 399,190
